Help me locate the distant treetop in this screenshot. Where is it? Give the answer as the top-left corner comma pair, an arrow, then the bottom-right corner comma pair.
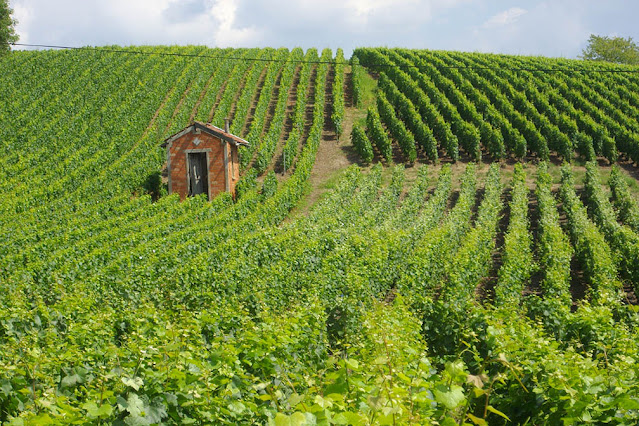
580,34 -> 639,65
0,0 -> 19,55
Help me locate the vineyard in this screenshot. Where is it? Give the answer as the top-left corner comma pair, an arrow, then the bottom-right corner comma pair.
1,46 -> 639,425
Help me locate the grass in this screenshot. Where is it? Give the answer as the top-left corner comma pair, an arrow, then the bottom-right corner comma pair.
354,71 -> 379,127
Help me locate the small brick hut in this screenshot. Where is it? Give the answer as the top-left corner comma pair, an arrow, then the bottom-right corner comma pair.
161,121 -> 249,200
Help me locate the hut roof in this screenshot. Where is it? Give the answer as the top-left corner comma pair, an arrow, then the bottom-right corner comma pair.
161,121 -> 249,148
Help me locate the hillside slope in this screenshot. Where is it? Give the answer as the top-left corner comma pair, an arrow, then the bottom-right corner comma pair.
2,47 -> 639,424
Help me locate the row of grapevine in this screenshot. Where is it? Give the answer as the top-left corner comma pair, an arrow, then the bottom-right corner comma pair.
365,106 -> 393,162
229,49 -> 275,137
441,52 -> 532,157
386,164 -> 430,228
351,55 -> 362,108
534,163 -> 573,310
425,163 -> 501,356
370,165 -> 453,306
422,52 -> 509,159
583,162 -> 639,292
560,165 -> 623,306
527,55 -> 639,161
207,49 -> 260,127
486,53 -> 624,162
609,165 -> 639,232
331,48 -> 345,140
355,48 -> 458,160
354,48 -> 639,164
468,53 -> 573,159
352,164 -> 405,230
438,51 -> 549,159
501,56 -> 614,161
495,164 -> 534,306
397,163 -> 474,299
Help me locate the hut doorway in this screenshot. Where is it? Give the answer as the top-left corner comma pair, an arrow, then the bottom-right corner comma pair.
187,152 -> 209,199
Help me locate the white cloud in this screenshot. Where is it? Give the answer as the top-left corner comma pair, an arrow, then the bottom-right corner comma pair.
345,0 -> 419,17
7,0 -> 472,53
482,7 -> 527,29
209,0 -> 261,46
7,0 -> 639,58
8,0 -> 262,48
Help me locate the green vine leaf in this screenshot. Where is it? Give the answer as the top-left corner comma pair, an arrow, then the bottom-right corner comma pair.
433,384 -> 465,409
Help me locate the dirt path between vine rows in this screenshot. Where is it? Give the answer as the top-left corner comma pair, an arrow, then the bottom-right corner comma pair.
291,67 -> 362,217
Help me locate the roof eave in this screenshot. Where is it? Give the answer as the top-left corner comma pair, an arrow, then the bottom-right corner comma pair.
161,122 -> 250,148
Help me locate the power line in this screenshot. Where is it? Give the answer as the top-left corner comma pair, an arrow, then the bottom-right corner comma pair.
10,43 -> 343,65
10,42 -> 639,74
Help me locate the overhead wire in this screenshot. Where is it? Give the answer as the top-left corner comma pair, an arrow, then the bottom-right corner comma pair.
10,42 -> 639,74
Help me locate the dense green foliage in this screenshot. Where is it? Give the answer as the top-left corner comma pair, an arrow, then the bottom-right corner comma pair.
581,34 -> 639,65
2,46 -> 639,425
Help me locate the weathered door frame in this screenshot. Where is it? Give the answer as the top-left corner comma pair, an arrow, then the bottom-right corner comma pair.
185,148 -> 211,200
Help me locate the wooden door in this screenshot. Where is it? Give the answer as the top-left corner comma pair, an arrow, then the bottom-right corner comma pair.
188,152 -> 208,199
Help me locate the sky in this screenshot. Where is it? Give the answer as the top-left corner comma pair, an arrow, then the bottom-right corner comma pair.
9,0 -> 639,59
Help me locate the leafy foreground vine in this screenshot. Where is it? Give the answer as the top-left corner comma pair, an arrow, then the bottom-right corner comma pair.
3,163 -> 639,425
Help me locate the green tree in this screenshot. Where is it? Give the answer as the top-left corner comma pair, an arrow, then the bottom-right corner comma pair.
580,34 -> 639,65
0,0 -> 19,55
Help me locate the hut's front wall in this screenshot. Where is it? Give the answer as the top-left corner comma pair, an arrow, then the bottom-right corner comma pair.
231,145 -> 240,188
168,131 -> 231,200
